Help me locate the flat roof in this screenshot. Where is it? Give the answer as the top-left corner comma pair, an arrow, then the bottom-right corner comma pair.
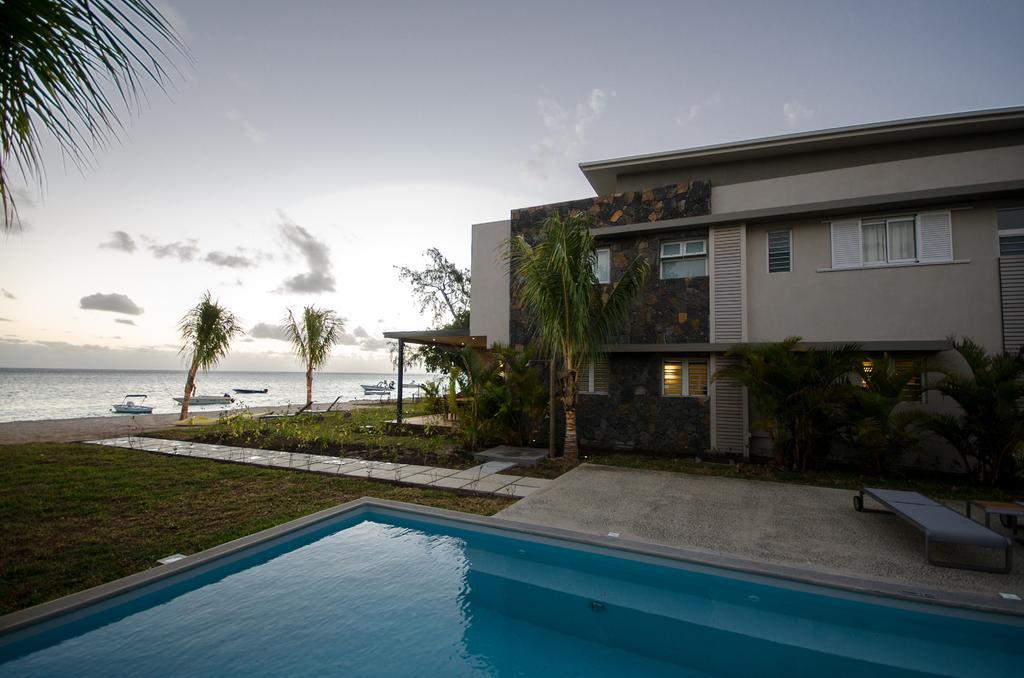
382,328 -> 487,348
580,106 -> 1024,194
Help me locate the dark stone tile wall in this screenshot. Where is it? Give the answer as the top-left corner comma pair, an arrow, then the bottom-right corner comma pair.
601,230 -> 709,344
509,180 -> 712,347
577,353 -> 711,455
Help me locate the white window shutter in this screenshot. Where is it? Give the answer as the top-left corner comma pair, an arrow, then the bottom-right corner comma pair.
830,219 -> 861,268
917,211 -> 953,262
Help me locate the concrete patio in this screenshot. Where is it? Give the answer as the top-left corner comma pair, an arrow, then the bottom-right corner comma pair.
497,464 -> 1024,599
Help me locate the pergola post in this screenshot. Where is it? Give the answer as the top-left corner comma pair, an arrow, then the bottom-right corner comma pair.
396,339 -> 405,424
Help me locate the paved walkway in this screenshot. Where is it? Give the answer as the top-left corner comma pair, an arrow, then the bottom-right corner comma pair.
497,464 -> 1024,598
87,437 -> 552,498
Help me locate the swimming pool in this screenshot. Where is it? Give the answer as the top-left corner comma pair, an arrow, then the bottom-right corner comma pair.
1,500 -> 1021,677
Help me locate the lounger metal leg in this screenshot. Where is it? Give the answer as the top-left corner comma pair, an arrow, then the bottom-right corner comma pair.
853,491 -> 892,514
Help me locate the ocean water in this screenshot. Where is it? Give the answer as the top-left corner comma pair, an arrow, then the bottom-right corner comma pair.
0,368 -> 432,423
0,511 -> 1019,677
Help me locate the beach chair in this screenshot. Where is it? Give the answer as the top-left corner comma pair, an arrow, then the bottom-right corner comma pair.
854,488 -> 1012,574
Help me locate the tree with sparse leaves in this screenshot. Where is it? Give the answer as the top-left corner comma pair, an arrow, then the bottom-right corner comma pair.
1,0 -> 185,230
395,248 -> 470,372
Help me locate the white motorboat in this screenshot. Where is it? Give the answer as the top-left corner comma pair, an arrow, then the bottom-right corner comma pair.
112,394 -> 154,414
361,380 -> 395,395
173,394 -> 235,406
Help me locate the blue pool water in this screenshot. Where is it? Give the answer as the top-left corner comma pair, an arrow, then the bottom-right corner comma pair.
1,509 -> 1021,677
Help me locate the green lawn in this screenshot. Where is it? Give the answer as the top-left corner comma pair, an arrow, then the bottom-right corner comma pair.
0,443 -> 513,616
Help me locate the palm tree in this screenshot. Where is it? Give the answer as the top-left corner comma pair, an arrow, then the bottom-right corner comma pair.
1,0 -> 185,230
508,211 -> 649,458
925,338 -> 1024,485
714,337 -> 862,470
849,354 -> 927,475
178,292 -> 243,420
284,306 -> 344,407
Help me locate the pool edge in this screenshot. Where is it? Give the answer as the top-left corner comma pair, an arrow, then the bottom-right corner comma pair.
2,496 -> 1022,637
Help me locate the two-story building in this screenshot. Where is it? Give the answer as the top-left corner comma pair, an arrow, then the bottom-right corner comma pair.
466,107 -> 1024,463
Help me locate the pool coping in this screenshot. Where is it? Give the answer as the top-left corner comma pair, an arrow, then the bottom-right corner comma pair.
2,497 -> 1022,637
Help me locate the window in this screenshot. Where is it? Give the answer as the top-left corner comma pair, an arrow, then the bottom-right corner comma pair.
998,208 -> 1024,256
662,359 -> 708,397
767,229 -> 792,273
861,357 -> 924,402
830,211 -> 952,268
579,357 -> 609,394
661,239 -> 707,279
861,217 -> 916,264
595,248 -> 611,283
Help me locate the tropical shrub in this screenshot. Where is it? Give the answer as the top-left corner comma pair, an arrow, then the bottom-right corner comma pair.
925,338 -> 1024,486
847,354 -> 927,475
714,337 -> 862,471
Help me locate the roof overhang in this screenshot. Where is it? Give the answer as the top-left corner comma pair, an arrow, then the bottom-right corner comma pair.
580,106 -> 1024,194
383,329 -> 487,349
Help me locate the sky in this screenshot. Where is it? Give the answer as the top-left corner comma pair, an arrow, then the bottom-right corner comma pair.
1,0 -> 1022,372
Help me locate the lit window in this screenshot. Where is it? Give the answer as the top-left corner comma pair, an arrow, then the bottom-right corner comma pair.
661,239 -> 707,279
662,359 -> 708,397
595,249 -> 611,284
767,230 -> 792,273
998,208 -> 1024,256
861,357 -> 923,402
579,357 -> 609,395
895,359 -> 923,401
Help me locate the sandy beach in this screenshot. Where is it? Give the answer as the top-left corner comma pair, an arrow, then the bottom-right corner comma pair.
0,402 -> 361,445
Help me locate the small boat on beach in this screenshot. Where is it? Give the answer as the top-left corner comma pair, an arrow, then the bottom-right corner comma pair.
173,394 -> 235,406
111,394 -> 154,414
233,388 -> 268,394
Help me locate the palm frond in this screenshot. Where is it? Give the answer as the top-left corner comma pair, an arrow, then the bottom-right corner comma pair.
1,0 -> 187,229
284,305 -> 344,372
178,291 -> 243,372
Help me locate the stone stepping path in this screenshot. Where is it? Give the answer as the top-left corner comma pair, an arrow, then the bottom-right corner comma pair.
86,437 -> 551,498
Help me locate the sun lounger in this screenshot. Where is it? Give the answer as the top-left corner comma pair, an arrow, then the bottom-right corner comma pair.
854,488 -> 1012,574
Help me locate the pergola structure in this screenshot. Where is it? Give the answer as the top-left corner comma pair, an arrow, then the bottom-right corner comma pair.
382,329 -> 488,424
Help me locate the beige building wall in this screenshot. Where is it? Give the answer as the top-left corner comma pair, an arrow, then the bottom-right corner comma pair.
469,219 -> 510,347
713,145 -> 1024,216
745,204 -> 1004,353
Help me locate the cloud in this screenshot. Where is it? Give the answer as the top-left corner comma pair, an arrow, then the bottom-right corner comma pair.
524,87 -> 613,180
206,251 -> 256,268
275,216 -> 336,294
99,230 -> 138,253
0,317 -> 10,322
224,110 -> 269,144
1,289 -> 14,300
147,238 -> 199,262
153,1 -> 189,39
250,322 -> 290,341
336,326 -> 388,352
79,293 -> 144,315
783,101 -> 815,126
115,318 -> 136,326
677,94 -> 721,126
